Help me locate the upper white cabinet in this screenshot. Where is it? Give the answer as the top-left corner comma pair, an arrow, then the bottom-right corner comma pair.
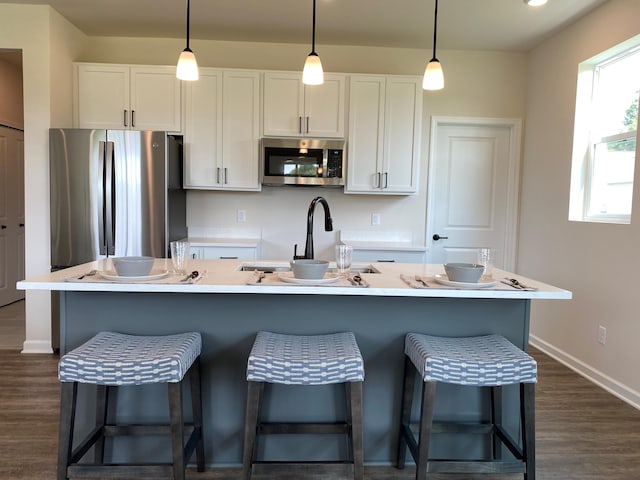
263,72 -> 346,138
183,68 -> 261,191
74,63 -> 182,132
346,75 -> 422,194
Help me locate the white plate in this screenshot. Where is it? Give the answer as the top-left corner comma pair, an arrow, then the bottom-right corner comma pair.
278,272 -> 340,285
99,270 -> 169,283
434,274 -> 497,289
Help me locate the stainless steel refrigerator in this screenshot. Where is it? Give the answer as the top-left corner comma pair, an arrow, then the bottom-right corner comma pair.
49,128 -> 187,268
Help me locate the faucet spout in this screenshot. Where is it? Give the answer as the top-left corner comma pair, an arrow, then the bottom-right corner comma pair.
302,196 -> 333,260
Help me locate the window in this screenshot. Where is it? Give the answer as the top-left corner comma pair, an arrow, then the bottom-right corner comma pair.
569,37 -> 640,224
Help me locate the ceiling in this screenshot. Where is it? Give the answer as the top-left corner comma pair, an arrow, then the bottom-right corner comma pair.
1,0 -> 608,52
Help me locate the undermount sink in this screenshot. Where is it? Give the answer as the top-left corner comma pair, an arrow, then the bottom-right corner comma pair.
238,262 -> 380,274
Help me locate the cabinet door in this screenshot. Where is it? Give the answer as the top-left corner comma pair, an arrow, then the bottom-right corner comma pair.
222,71 -> 261,190
263,72 -> 304,136
345,76 -> 385,193
75,64 -> 129,129
130,66 -> 182,132
381,77 -> 422,193
183,69 -> 223,188
303,73 -> 346,138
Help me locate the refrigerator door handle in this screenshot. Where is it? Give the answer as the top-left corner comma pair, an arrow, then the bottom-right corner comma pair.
104,141 -> 116,256
98,141 -> 107,255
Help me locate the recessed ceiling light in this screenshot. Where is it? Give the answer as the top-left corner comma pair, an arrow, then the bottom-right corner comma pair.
524,0 -> 548,6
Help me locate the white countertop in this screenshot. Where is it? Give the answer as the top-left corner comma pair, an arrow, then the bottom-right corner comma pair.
17,259 -> 572,300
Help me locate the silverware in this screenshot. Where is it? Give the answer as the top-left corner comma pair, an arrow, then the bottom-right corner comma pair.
347,276 -> 358,286
415,275 -> 429,288
353,274 -> 363,286
501,278 -> 537,291
256,272 -> 266,283
400,274 -> 416,288
78,270 -> 97,280
182,270 -> 199,282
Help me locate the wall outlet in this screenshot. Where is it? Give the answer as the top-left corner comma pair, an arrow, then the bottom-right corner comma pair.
237,209 -> 246,223
597,325 -> 606,345
371,213 -> 381,226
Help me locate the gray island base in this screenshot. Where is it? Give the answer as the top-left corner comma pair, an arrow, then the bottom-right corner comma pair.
19,260 -> 571,467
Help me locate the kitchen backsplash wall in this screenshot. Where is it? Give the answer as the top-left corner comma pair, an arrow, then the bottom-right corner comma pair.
186,188 -> 428,260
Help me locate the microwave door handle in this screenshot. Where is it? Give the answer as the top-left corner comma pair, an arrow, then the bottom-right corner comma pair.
104,141 -> 115,256
98,141 -> 107,255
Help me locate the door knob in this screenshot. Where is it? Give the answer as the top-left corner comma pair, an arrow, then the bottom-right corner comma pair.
1,225 -> 6,229
19,223 -> 24,227
432,234 -> 448,241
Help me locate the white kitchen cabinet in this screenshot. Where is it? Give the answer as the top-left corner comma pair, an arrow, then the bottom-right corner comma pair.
263,72 -> 345,138
346,75 -> 422,194
190,246 -> 257,260
183,69 -> 261,191
74,63 -> 182,132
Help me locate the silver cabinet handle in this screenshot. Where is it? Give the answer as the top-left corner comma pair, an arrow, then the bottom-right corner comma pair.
299,116 -> 303,134
224,167 -> 228,184
131,110 -> 135,128
216,167 -> 221,184
375,172 -> 381,188
383,172 -> 388,189
306,116 -> 310,134
123,109 -> 128,127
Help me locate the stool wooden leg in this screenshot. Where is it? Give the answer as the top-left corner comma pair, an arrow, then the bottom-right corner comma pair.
490,385 -> 503,460
168,381 -> 186,480
416,380 -> 437,480
93,385 -> 108,464
396,355 -> 416,469
57,382 -> 77,480
189,357 -> 205,472
242,381 -> 264,480
346,381 -> 364,480
522,382 -> 536,480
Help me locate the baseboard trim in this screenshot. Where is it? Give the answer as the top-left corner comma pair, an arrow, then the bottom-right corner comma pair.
530,335 -> 640,411
21,340 -> 53,354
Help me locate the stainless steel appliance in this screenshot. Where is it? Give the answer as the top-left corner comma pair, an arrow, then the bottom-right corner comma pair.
261,137 -> 345,187
49,129 -> 187,268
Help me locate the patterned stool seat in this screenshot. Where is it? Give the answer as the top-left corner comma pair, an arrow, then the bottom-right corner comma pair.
405,333 -> 537,386
246,331 -> 365,385
59,331 -> 201,386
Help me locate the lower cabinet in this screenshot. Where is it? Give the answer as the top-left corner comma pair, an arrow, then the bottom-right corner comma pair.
191,246 -> 257,261
353,249 -> 426,264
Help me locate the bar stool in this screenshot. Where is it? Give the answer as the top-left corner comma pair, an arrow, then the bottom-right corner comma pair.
57,331 -> 205,480
242,331 -> 365,480
396,333 -> 537,480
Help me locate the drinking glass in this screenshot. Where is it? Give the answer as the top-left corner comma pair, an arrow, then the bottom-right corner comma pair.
170,241 -> 190,274
476,247 -> 495,278
335,244 -> 353,276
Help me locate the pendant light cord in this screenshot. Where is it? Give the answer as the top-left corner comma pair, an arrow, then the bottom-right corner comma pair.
311,0 -> 317,54
431,0 -> 438,61
185,0 -> 191,51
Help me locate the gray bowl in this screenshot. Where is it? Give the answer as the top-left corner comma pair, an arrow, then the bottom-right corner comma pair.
290,259 -> 329,279
112,256 -> 154,277
444,263 -> 484,283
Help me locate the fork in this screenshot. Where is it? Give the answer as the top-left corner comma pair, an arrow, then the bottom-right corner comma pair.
78,269 -> 97,280
415,275 -> 429,288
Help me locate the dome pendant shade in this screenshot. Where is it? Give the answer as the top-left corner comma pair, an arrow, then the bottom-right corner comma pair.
524,0 -> 548,6
303,53 -> 324,85
423,58 -> 444,90
176,0 -> 199,81
177,49 -> 199,81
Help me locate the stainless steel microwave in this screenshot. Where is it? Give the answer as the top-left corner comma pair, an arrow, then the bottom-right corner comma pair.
261,138 -> 345,187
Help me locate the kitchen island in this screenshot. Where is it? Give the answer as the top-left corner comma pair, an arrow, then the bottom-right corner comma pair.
18,259 -> 571,467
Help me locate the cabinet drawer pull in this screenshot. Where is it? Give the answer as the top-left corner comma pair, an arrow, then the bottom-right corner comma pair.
219,256 -> 238,259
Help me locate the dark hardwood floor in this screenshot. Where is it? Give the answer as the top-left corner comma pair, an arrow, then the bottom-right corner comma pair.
1,346 -> 639,479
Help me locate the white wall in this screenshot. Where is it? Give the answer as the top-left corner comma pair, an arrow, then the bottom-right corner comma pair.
522,0 -> 640,407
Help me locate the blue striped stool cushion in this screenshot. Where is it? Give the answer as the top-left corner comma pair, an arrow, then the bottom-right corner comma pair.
246,331 -> 365,385
405,333 -> 537,386
58,331 -> 202,386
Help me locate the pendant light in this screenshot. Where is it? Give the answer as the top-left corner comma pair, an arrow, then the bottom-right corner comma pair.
422,0 -> 444,91
524,0 -> 548,5
176,0 -> 199,81
302,0 -> 324,85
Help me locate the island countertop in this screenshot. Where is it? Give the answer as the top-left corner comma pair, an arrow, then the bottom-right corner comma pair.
18,258 -> 571,300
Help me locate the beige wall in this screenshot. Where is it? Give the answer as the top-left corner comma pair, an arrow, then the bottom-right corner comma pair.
522,0 -> 640,406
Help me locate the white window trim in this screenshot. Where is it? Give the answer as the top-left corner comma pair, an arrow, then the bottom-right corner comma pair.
569,35 -> 640,224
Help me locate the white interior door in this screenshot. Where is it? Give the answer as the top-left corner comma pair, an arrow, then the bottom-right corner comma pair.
0,126 -> 25,306
426,117 -> 521,271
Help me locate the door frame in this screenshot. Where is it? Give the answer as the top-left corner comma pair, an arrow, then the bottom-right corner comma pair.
426,116 -> 522,271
